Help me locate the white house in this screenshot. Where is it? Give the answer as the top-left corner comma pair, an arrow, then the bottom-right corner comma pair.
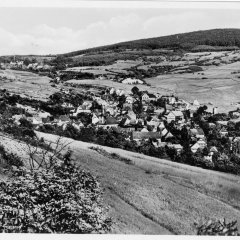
193,99 -> 200,107
110,88 -> 115,95
92,114 -> 100,125
166,111 -> 184,123
126,96 -> 134,104
142,93 -> 156,102
191,139 -> 207,153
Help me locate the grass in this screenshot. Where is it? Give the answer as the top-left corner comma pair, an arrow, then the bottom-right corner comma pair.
0,69 -> 58,101
37,131 -> 240,235
89,146 -> 134,165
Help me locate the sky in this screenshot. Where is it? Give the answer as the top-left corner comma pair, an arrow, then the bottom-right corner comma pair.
1,1 -> 240,55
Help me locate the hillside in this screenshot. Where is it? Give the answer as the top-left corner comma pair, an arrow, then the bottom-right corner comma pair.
36,131 -> 240,235
61,28 -> 240,57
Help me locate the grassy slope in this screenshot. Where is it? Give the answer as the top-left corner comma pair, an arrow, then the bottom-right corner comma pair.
36,131 -> 240,235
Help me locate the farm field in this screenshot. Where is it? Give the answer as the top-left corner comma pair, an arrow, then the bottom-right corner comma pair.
0,69 -> 58,101
145,61 -> 240,112
36,131 -> 240,235
64,50 -> 240,113
67,78 -> 153,94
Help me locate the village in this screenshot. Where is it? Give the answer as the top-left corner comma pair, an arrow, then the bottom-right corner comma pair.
1,77 -> 240,172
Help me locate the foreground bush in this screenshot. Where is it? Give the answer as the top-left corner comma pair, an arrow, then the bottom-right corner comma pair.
197,218 -> 239,236
0,152 -> 111,233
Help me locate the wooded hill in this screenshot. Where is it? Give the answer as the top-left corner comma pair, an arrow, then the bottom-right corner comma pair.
61,28 -> 240,57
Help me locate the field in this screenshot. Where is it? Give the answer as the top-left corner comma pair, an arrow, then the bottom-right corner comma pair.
145,60 -> 240,112
36,131 -> 240,234
67,78 -> 152,94
0,69 -> 59,101
65,51 -> 240,113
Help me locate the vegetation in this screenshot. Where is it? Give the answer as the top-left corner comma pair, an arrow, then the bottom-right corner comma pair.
61,29 -> 240,58
197,218 -> 239,236
0,151 -> 111,233
0,145 -> 24,168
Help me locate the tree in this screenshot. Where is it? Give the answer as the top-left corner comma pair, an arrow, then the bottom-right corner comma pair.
77,112 -> 92,127
131,86 -> 139,95
132,100 -> 143,117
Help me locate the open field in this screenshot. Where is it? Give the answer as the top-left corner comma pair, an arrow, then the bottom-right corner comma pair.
36,131 -> 240,235
145,61 -> 240,112
0,69 -> 58,101
67,79 -> 152,94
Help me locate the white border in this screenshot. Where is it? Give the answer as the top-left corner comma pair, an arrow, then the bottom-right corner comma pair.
1,1 -> 240,239
0,0 -> 238,9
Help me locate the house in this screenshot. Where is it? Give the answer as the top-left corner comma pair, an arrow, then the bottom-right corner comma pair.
142,93 -> 150,102
92,114 -> 100,125
216,121 -> 228,127
191,139 -> 207,153
161,128 -> 168,136
141,93 -> 156,102
164,131 -> 174,140
168,144 -> 183,153
148,93 -> 157,101
125,96 -> 134,104
116,89 -> 125,96
229,109 -> 240,119
208,122 -> 216,129
12,114 -> 26,125
204,155 -> 213,162
210,146 -> 218,154
119,116 -> 131,126
105,116 -> 118,125
110,88 -> 115,95
126,111 -> 137,124
159,121 -> 165,130
232,137 -> 240,154
193,99 -> 200,107
38,111 -> 51,120
141,127 -> 149,132
219,127 -> 228,137
147,116 -> 161,127
155,108 -> 165,116
132,132 -> 161,141
165,104 -> 174,113
166,111 -> 184,123
190,128 -> 205,139
28,116 -> 43,126
105,107 -> 115,116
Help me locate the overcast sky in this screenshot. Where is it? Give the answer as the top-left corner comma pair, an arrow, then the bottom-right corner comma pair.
1,1 -> 240,55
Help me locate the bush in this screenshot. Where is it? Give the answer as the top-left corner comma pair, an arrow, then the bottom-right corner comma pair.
197,218 -> 239,236
0,152 -> 111,233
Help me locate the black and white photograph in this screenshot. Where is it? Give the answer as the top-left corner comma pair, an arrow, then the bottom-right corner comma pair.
0,0 -> 240,236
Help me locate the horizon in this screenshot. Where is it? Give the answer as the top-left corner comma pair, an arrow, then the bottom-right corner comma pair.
1,1 -> 240,55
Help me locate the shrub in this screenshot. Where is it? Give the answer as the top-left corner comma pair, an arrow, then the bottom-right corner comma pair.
0,152 -> 111,233
197,218 -> 239,236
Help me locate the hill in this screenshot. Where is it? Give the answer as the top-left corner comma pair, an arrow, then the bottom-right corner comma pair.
61,28 -> 240,57
36,131 -> 240,234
